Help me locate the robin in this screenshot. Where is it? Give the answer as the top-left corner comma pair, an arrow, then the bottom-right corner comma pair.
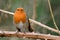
13,8 -> 34,33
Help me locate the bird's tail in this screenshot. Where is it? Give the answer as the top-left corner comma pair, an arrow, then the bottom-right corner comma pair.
28,19 -> 34,32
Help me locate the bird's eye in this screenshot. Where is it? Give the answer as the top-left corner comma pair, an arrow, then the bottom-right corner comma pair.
21,9 -> 23,11
17,9 -> 20,11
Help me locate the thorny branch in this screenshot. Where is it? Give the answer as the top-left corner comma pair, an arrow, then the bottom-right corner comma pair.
0,31 -> 60,40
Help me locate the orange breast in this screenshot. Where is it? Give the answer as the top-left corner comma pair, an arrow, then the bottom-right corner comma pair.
14,13 -> 26,24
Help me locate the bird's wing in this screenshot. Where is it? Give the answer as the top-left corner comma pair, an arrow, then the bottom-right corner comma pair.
26,16 -> 34,32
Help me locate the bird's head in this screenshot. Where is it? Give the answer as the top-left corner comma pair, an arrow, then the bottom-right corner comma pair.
15,8 -> 24,13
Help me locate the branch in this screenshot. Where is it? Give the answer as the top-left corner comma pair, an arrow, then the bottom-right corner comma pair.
0,31 -> 60,40
0,9 -> 60,34
48,0 -> 59,31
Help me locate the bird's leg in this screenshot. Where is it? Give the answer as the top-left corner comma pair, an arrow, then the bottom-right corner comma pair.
15,27 -> 21,37
15,27 -> 21,34
24,27 -> 26,34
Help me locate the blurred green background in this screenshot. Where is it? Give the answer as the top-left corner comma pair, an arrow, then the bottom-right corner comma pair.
0,0 -> 60,40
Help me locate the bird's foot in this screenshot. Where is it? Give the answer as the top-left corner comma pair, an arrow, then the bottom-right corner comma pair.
22,32 -> 26,39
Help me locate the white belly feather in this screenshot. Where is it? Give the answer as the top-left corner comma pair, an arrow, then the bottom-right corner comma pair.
16,21 -> 28,32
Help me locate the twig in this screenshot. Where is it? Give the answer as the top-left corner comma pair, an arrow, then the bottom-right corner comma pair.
48,0 -> 59,31
0,9 -> 60,34
0,30 -> 60,40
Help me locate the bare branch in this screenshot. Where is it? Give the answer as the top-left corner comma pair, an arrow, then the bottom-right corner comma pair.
29,19 -> 60,34
0,31 -> 60,40
0,9 -> 60,34
48,0 -> 59,31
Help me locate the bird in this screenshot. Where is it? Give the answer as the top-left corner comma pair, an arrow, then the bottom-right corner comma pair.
13,8 -> 34,33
